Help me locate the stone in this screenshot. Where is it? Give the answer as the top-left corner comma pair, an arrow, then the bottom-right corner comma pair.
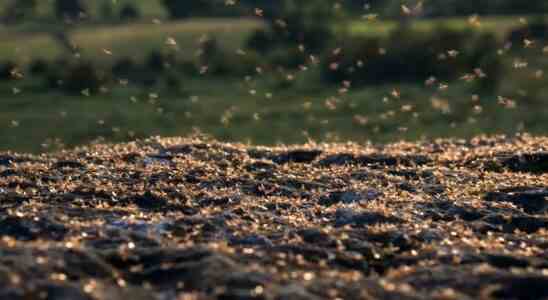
485,187 -> 548,214
272,150 -> 322,164
334,208 -> 401,227
319,189 -> 380,206
500,152 -> 548,174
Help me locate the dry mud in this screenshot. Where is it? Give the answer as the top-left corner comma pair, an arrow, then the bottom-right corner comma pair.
1,135 -> 548,299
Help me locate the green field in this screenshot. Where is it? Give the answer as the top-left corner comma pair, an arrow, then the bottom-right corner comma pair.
1,15 -> 547,152
349,15 -> 544,38
2,74 -> 546,153
0,18 -> 263,64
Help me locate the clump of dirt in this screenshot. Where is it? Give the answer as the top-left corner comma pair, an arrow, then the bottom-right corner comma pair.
0,134 -> 548,299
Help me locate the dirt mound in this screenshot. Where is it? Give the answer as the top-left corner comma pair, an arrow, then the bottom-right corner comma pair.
1,134 -> 548,299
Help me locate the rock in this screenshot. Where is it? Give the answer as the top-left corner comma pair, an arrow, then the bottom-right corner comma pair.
492,275 -> 548,299
229,234 -> 273,247
319,189 -> 380,207
484,253 -> 531,269
390,233 -> 415,252
33,283 -> 94,300
0,216 -> 67,241
131,191 -> 168,209
506,216 -> 548,233
272,150 -> 322,164
129,252 -> 239,289
318,154 -> 355,166
485,187 -> 548,214
398,182 -> 417,193
416,229 -> 442,243
319,154 -> 430,167
0,169 -> 18,177
334,208 -> 401,227
276,284 -> 321,300
500,152 -> 548,174
53,160 -> 85,169
143,154 -> 173,166
245,161 -> 276,172
422,184 -> 446,195
165,144 -> 195,155
198,196 -> 240,207
0,155 -> 14,166
343,238 -> 376,257
273,244 -> 331,262
388,169 -> 421,180
297,228 -> 337,247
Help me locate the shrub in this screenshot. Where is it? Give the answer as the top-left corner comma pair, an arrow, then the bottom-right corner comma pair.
161,0 -> 212,19
112,57 -> 137,77
199,38 -> 227,75
61,62 -> 108,95
245,0 -> 335,57
4,0 -> 37,23
145,50 -> 168,72
99,0 -> 114,20
119,4 -> 141,21
321,27 -> 502,92
178,60 -> 199,76
0,61 -> 21,80
43,58 -> 68,89
268,47 -> 307,69
246,29 -> 276,54
164,70 -> 188,95
28,59 -> 49,75
506,19 -> 548,46
55,0 -> 87,20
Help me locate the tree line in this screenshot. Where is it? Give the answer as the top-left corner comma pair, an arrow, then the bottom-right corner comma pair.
6,0 -> 548,24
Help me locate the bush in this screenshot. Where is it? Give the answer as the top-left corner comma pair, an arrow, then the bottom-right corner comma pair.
99,0 -> 114,20
0,61 -> 21,80
507,19 -> 548,46
28,59 -> 49,75
61,62 -> 108,95
199,38 -> 227,75
268,47 -> 307,69
321,28 -> 502,92
55,0 -> 87,20
145,50 -> 169,72
245,0 -> 335,57
43,58 -> 68,89
119,4 -> 141,21
112,57 -> 137,77
161,0 -> 211,19
178,60 -> 199,76
164,70 -> 188,95
4,0 -> 37,23
246,29 -> 276,54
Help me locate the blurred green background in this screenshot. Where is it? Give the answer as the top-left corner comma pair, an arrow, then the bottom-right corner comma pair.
1,0 -> 548,152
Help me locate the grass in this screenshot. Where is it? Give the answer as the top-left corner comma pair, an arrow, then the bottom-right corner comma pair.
2,72 -> 546,153
0,18 -> 263,64
348,15 -> 546,39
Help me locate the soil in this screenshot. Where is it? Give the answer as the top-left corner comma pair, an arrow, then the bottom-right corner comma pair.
0,134 -> 548,299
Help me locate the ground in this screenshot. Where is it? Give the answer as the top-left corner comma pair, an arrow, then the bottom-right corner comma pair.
0,134 -> 547,299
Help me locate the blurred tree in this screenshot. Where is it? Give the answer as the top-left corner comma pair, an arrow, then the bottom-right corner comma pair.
55,0 -> 87,21
161,0 -> 212,19
99,0 -> 114,21
119,4 -> 141,21
272,0 -> 336,51
3,0 -> 37,23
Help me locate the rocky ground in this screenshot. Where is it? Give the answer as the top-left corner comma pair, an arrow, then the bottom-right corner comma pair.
0,134 -> 548,299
